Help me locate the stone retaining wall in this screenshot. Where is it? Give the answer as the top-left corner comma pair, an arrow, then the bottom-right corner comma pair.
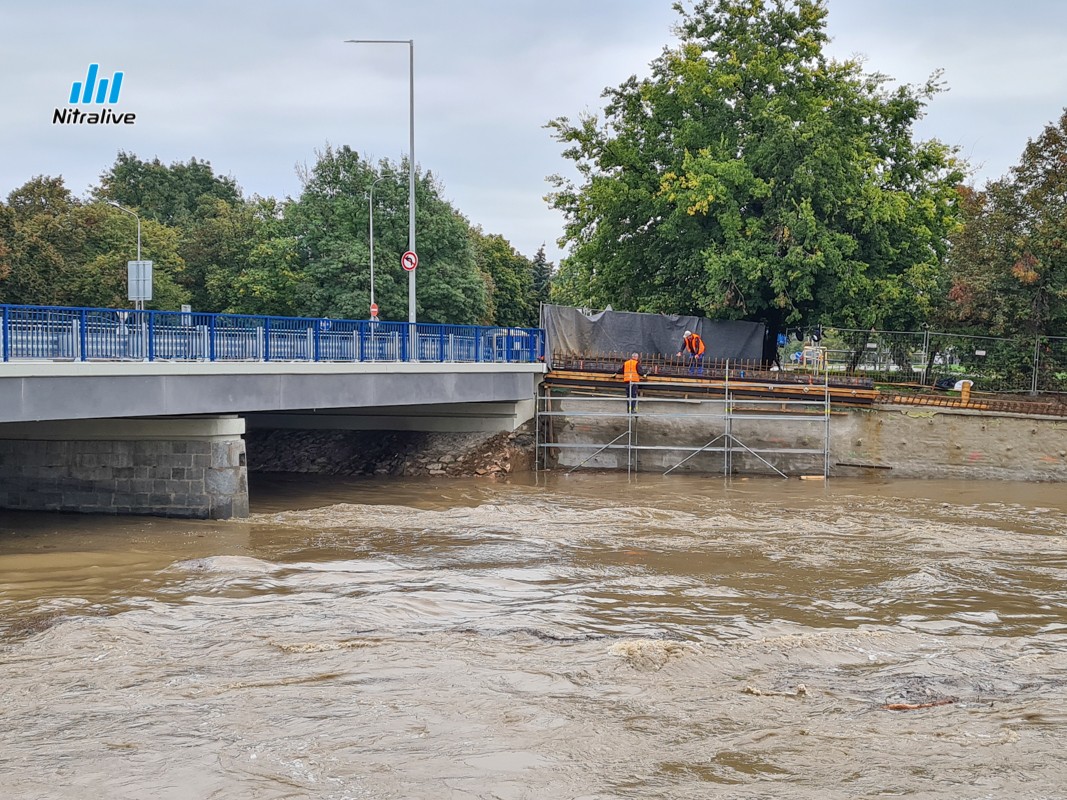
834,405 -> 1067,481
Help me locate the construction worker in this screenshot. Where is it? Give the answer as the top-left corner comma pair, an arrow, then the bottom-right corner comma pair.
678,330 -> 705,375
614,352 -> 644,413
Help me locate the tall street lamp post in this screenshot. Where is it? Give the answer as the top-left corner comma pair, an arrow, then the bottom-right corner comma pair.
108,201 -> 143,311
345,38 -> 416,326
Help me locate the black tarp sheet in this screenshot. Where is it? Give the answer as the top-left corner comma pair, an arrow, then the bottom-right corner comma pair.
542,304 -> 766,364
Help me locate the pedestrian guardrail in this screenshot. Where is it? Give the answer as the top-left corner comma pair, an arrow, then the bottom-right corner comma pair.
805,328 -> 1067,394
0,304 -> 545,365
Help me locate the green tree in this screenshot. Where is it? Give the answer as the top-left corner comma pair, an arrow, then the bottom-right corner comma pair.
470,228 -> 535,326
94,152 -> 242,227
184,196 -> 302,315
547,0 -> 963,336
0,175 -> 188,309
286,145 -> 488,324
0,204 -> 12,285
71,204 -> 188,309
946,110 -> 1067,338
530,244 -> 553,321
0,176 -> 82,304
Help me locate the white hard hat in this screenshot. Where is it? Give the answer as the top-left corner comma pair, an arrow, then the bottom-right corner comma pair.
684,330 -> 692,336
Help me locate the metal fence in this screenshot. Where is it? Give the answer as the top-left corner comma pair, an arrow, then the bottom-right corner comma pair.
0,304 -> 545,365
791,327 -> 1067,394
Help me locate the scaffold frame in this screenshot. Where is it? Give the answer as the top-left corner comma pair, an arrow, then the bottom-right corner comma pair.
536,370 -> 832,478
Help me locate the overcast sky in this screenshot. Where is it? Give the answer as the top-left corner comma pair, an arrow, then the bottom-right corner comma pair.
3,0 -> 1067,267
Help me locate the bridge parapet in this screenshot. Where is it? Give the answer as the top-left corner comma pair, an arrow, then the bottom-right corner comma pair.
0,304 -> 544,365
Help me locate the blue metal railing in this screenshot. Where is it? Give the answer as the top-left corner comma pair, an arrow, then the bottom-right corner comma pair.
0,304 -> 545,365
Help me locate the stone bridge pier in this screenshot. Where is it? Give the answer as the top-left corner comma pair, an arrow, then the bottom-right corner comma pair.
0,416 -> 248,519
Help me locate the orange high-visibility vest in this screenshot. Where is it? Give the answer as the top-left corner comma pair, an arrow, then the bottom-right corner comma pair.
684,333 -> 705,355
622,358 -> 641,382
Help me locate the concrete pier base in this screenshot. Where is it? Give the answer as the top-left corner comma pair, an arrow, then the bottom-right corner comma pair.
0,416 -> 248,519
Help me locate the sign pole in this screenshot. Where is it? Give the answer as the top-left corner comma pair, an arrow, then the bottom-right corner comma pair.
135,214 -> 142,311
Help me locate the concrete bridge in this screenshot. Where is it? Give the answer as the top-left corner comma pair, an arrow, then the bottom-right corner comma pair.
0,305 -> 545,519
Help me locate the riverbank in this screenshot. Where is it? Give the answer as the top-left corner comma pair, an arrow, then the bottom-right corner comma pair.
247,423 -> 536,479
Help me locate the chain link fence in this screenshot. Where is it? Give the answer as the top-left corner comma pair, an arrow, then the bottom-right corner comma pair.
784,328 -> 1067,394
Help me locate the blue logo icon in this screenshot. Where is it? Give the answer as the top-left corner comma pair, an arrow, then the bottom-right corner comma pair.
69,64 -> 123,104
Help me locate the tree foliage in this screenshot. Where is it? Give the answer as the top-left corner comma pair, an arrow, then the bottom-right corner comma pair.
531,244 -> 553,319
946,110 -> 1067,337
94,152 -> 242,226
0,175 -> 188,309
547,0 -> 963,334
470,228 -> 535,326
287,145 -> 489,324
0,147 -> 549,327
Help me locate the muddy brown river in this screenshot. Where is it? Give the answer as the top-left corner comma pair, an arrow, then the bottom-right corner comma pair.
1,473 -> 1066,799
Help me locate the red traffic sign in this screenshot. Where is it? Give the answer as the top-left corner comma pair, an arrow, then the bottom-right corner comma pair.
401,250 -> 419,271
369,302 -> 379,317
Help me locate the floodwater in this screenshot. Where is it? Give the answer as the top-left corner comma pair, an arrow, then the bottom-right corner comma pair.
1,473 -> 1066,800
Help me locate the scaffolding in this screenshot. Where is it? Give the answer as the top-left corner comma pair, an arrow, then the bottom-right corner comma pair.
536,372 -> 832,479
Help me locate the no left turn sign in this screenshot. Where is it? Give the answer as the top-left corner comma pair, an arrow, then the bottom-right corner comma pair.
401,250 -> 418,271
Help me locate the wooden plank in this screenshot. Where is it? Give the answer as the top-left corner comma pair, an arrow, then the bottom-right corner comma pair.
545,370 -> 877,407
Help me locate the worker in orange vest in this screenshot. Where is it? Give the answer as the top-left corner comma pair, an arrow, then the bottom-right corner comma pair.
678,330 -> 705,375
614,352 -> 645,413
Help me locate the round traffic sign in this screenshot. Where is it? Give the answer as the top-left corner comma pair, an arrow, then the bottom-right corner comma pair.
370,302 -> 379,317
401,250 -> 419,271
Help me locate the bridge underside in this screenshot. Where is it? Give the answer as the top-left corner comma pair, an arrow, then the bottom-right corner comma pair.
0,362 -> 542,424
245,400 -> 536,434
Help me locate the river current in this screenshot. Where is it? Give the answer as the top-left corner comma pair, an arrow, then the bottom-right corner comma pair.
1,473 -> 1066,799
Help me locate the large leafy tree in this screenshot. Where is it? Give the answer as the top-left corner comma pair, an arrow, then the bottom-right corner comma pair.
94,152 -> 242,227
287,145 -> 489,324
0,176 -> 82,304
470,228 -> 535,326
0,175 -> 188,308
547,0 -> 963,335
946,110 -> 1067,338
185,196 -> 302,315
94,152 -> 255,312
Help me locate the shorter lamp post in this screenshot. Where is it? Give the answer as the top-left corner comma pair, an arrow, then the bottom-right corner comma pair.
108,201 -> 143,311
369,174 -> 389,320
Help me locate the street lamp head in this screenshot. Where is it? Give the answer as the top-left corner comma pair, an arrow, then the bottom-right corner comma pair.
107,200 -> 138,218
